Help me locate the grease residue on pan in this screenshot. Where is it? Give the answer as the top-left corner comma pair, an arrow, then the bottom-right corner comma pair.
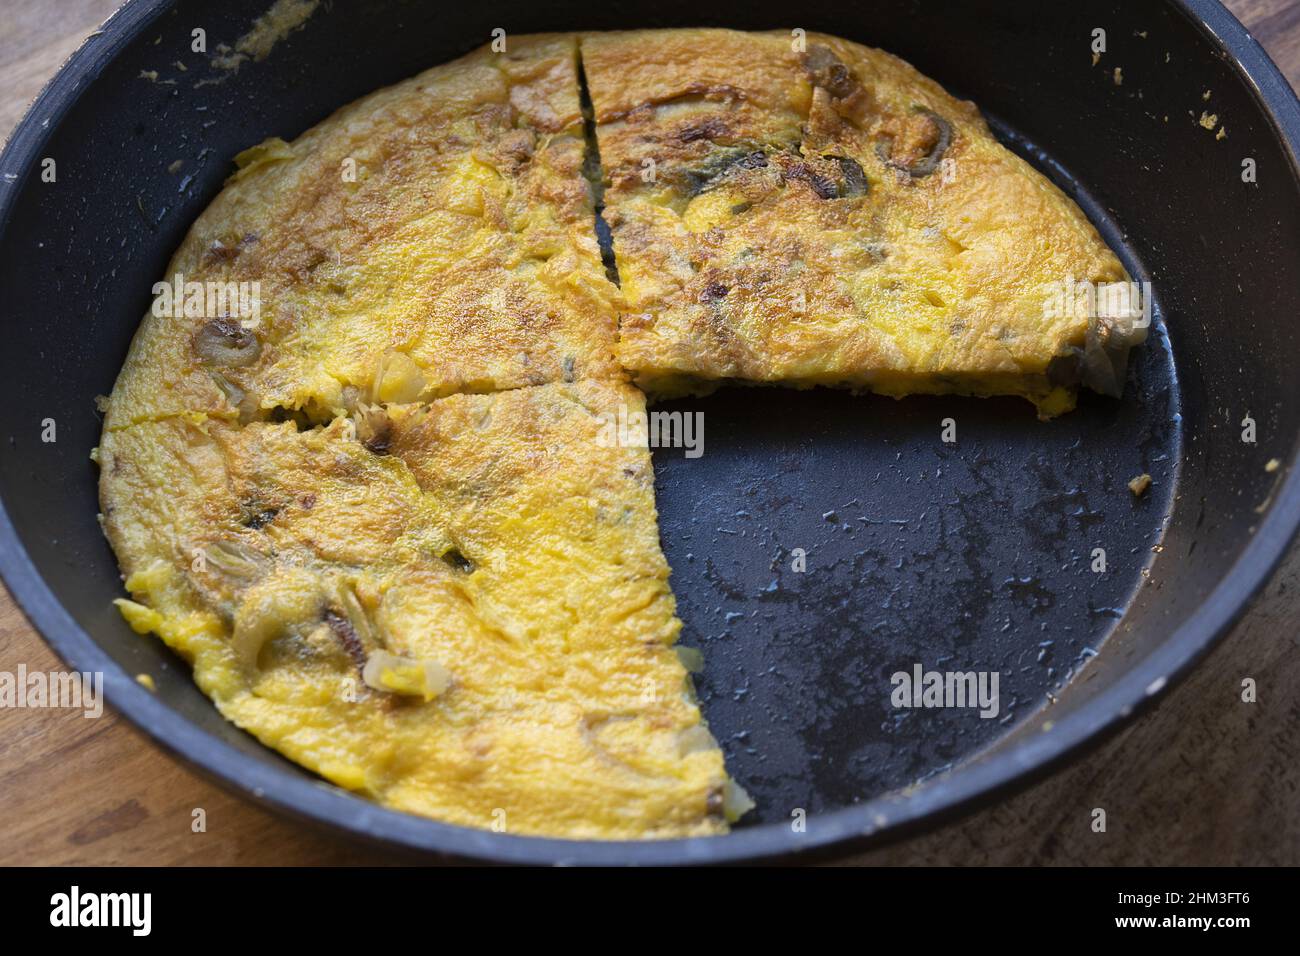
651,119 -> 1182,824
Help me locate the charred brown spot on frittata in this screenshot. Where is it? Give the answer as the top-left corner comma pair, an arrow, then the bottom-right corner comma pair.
803,45 -> 860,100
193,317 -> 261,368
828,155 -> 869,196
491,128 -> 537,170
676,147 -> 769,196
875,107 -> 953,178
353,405 -> 393,456
267,405 -> 319,432
800,43 -> 879,130
673,147 -> 869,205
771,152 -> 871,201
699,281 -> 730,303
324,608 -> 368,673
780,157 -> 840,200
241,504 -> 278,529
441,548 -> 475,574
201,232 -> 261,268
705,784 -> 726,818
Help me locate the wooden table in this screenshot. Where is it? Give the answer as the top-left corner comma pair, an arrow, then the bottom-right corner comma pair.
1,0 -> 1296,866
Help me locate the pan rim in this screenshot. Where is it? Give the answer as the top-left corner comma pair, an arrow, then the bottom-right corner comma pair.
0,0 -> 1296,865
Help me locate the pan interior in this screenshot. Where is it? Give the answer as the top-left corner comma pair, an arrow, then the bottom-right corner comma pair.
653,119 -> 1180,823
11,0 -> 1300,861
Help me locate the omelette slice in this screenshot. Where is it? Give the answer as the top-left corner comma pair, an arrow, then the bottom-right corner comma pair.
582,29 -> 1147,414
104,34 -> 621,432
99,380 -> 738,839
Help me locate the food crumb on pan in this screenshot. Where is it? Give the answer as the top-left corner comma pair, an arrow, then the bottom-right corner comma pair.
1128,473 -> 1153,497
1199,111 -> 1218,130
211,0 -> 320,72
1113,66 -> 1123,86
1265,458 -> 1281,473
136,673 -> 156,691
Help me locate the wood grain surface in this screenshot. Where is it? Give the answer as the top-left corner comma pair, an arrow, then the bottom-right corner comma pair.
0,0 -> 1296,866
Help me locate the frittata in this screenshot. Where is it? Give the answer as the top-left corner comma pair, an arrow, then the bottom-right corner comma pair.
584,29 -> 1146,415
104,34 -> 619,432
102,381 -> 736,838
97,28 -> 1145,840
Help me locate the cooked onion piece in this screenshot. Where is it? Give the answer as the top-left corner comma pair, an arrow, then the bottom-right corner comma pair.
362,650 -> 452,702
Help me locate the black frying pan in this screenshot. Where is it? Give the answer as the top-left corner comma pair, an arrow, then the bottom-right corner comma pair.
0,0 -> 1297,864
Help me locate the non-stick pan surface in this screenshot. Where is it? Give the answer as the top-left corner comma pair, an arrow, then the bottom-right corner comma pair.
0,0 -> 1297,864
